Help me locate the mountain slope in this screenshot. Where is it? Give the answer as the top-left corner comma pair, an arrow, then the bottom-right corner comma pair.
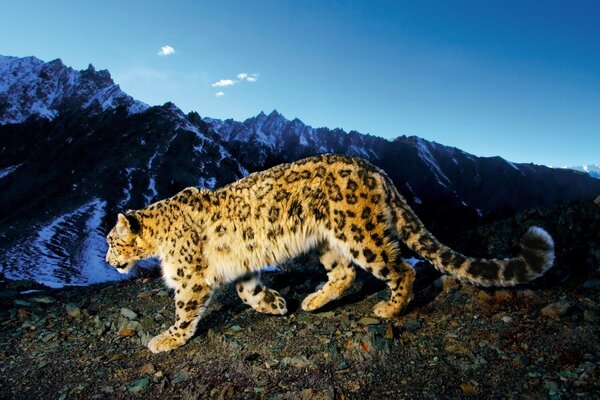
0,103 -> 246,287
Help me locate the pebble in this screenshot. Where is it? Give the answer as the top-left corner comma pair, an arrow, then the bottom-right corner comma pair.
477,290 -> 492,302
445,342 -> 472,358
172,372 -> 189,385
439,275 -> 460,292
541,301 -> 572,318
14,299 -> 36,308
583,310 -> 599,322
357,317 -> 380,326
282,355 -> 311,368
582,279 -> 600,289
127,377 -> 149,394
31,295 -> 56,304
66,303 -> 81,318
120,307 -> 138,320
460,382 -> 478,394
494,290 -> 511,302
403,318 -> 421,333
140,363 -> 155,375
543,380 -> 559,395
384,323 -> 394,340
118,327 -> 136,337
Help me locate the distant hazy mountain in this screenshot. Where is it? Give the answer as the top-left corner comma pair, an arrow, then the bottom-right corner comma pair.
564,164 -> 600,179
2,55 -> 599,287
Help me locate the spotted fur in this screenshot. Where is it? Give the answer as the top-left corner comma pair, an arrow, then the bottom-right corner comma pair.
105,154 -> 555,353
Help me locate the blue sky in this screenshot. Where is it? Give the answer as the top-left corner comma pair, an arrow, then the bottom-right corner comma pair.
1,1 -> 599,166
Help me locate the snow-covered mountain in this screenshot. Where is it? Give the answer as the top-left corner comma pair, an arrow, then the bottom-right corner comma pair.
565,164 -> 600,179
2,55 -> 600,288
0,55 -> 147,124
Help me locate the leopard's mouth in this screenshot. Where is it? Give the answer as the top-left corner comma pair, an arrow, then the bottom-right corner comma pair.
115,262 -> 134,274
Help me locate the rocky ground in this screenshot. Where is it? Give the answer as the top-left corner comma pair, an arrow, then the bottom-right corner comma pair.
1,200 -> 599,399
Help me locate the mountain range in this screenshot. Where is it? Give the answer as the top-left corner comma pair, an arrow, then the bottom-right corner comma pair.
1,55 -> 599,287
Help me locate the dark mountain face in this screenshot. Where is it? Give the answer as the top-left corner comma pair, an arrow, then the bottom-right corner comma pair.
1,55 -> 599,287
0,103 -> 246,286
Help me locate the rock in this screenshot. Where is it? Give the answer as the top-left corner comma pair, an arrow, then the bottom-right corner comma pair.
140,363 -> 155,375
118,327 -> 136,337
403,318 -> 421,333
583,279 -> 600,289
439,275 -> 460,292
127,377 -> 149,394
120,307 -> 138,320
517,289 -> 536,299
66,303 -> 81,318
384,323 -> 394,340
477,290 -> 492,302
494,290 -> 511,302
14,299 -> 36,308
445,342 -> 473,358
541,301 -> 572,318
152,371 -> 164,384
357,317 -> 380,326
31,295 -> 56,304
172,372 -> 189,385
140,315 -> 154,331
460,382 -> 478,394
282,356 -> 311,368
543,380 -> 559,395
584,310 -> 599,322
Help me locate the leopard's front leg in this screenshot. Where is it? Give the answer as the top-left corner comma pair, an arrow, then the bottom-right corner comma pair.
148,284 -> 212,353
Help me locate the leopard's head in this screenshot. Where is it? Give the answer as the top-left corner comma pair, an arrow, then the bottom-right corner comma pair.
105,212 -> 153,274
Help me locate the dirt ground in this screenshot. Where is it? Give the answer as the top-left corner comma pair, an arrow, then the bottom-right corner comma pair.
1,255 -> 599,400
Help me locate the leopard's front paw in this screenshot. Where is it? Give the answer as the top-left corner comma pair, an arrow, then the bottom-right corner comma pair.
148,332 -> 185,354
257,289 -> 288,315
373,300 -> 400,319
301,292 -> 327,311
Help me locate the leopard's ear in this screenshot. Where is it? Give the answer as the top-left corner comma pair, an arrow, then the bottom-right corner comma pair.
116,213 -> 141,237
116,213 -> 131,237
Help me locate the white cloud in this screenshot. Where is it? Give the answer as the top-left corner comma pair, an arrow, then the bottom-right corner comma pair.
215,91 -> 225,97
237,72 -> 258,82
212,79 -> 236,87
157,45 -> 175,56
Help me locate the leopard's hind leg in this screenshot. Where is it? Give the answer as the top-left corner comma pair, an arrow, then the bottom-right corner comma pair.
350,242 -> 415,318
236,272 -> 287,315
301,247 -> 356,311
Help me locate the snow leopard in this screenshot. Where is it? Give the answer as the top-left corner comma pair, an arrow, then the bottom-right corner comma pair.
105,154 -> 554,353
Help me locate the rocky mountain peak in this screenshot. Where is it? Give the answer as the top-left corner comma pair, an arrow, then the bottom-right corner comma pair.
0,55 -> 147,125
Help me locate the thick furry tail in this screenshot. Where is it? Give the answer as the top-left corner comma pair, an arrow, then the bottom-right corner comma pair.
391,191 -> 555,286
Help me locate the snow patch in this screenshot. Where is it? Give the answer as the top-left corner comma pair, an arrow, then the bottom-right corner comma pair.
0,163 -> 23,179
1,199 -> 126,288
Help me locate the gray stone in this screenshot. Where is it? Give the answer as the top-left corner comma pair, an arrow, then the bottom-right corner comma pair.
357,317 -> 380,326
172,372 -> 189,385
583,279 -> 600,289
120,307 -> 138,320
541,301 -> 572,318
66,303 -> 81,318
282,355 -> 311,368
403,318 -> 421,332
128,377 -> 149,394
